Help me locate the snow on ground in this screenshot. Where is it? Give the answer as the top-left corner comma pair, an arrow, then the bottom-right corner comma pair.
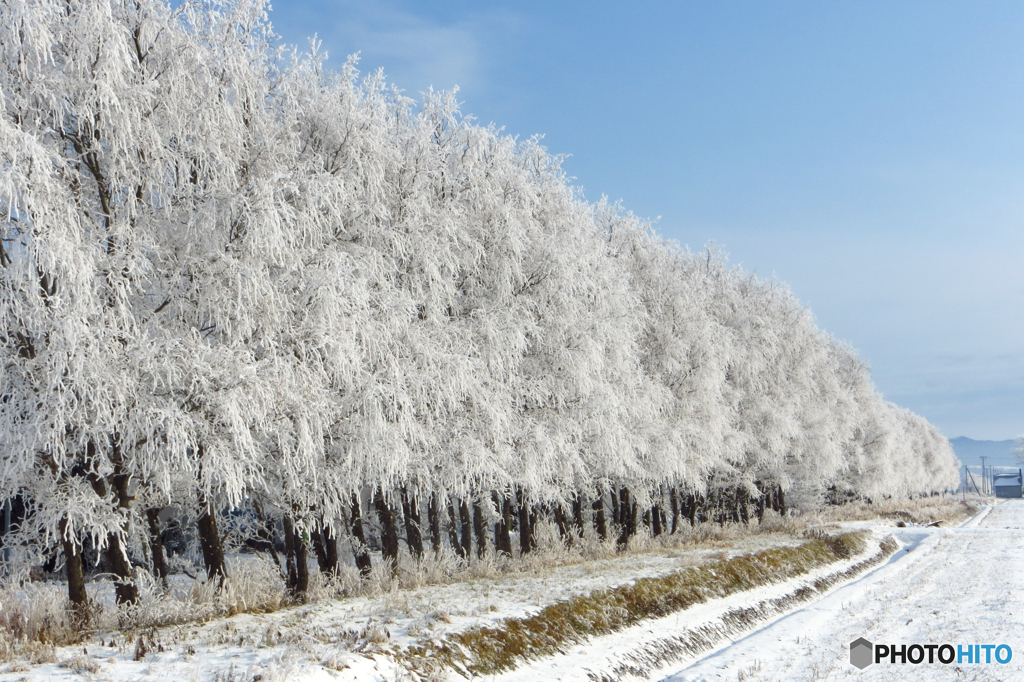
2,503 -> 1004,682
486,528 -> 894,682
660,500 -> 1024,682
0,531 -> 804,681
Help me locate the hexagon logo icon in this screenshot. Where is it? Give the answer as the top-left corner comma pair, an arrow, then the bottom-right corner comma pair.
850,637 -> 873,669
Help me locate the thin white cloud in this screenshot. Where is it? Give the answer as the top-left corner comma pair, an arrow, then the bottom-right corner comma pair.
299,0 -> 522,98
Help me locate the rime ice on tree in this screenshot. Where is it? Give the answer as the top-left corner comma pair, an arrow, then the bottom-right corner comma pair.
0,0 -> 959,610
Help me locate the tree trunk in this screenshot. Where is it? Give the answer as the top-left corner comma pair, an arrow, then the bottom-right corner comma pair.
517,489 -> 535,555
401,489 -> 423,559
472,498 -> 487,559
324,525 -> 339,575
195,446 -> 227,586
284,515 -> 297,589
670,488 -> 680,534
493,492 -> 513,557
101,532 -> 138,607
60,517 -> 89,625
610,488 -> 620,529
458,499 -> 472,560
651,503 -> 663,536
629,499 -> 638,539
592,493 -> 607,540
311,527 -> 328,573
282,514 -> 309,597
755,482 -> 766,522
616,487 -> 634,548
197,500 -> 227,586
145,507 -> 168,587
778,485 -> 787,517
106,453 -> 140,606
427,493 -> 442,553
553,503 -> 570,546
373,488 -> 399,576
572,494 -> 584,539
447,499 -> 465,558
350,493 -> 372,576
83,441 -> 139,606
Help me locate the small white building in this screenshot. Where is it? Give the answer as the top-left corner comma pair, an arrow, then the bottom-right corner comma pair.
993,471 -> 1023,499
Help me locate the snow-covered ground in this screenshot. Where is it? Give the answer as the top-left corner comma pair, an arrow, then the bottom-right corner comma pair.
660,500 -> 1024,681
0,531 -> 804,681
487,527 -> 895,682
2,503 -> 1011,682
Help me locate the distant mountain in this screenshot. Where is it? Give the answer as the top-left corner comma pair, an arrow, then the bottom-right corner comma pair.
949,437 -> 1019,470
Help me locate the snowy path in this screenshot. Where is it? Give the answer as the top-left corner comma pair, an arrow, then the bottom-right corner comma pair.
660,501 -> 1024,681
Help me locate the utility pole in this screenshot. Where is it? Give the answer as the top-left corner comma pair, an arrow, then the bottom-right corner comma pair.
981,456 -> 988,496
966,468 -> 981,495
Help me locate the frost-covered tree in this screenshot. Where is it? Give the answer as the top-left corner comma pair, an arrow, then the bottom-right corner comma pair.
0,0 -> 960,611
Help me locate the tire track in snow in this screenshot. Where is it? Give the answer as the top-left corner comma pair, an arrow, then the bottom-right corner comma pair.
661,501 -> 1024,682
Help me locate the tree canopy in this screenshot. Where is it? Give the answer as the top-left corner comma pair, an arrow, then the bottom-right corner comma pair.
0,0 -> 959,606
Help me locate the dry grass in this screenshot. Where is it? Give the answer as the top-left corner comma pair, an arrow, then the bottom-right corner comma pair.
0,554 -> 293,663
0,581 -> 97,658
117,554 -> 289,633
818,493 -> 978,526
0,493 -> 958,666
596,535 -> 899,681
0,513 -> 840,665
402,530 -> 872,676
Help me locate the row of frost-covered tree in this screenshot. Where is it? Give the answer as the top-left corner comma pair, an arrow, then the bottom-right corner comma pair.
0,0 -> 959,609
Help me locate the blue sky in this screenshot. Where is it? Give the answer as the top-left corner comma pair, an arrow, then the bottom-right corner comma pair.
268,0 -> 1024,440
